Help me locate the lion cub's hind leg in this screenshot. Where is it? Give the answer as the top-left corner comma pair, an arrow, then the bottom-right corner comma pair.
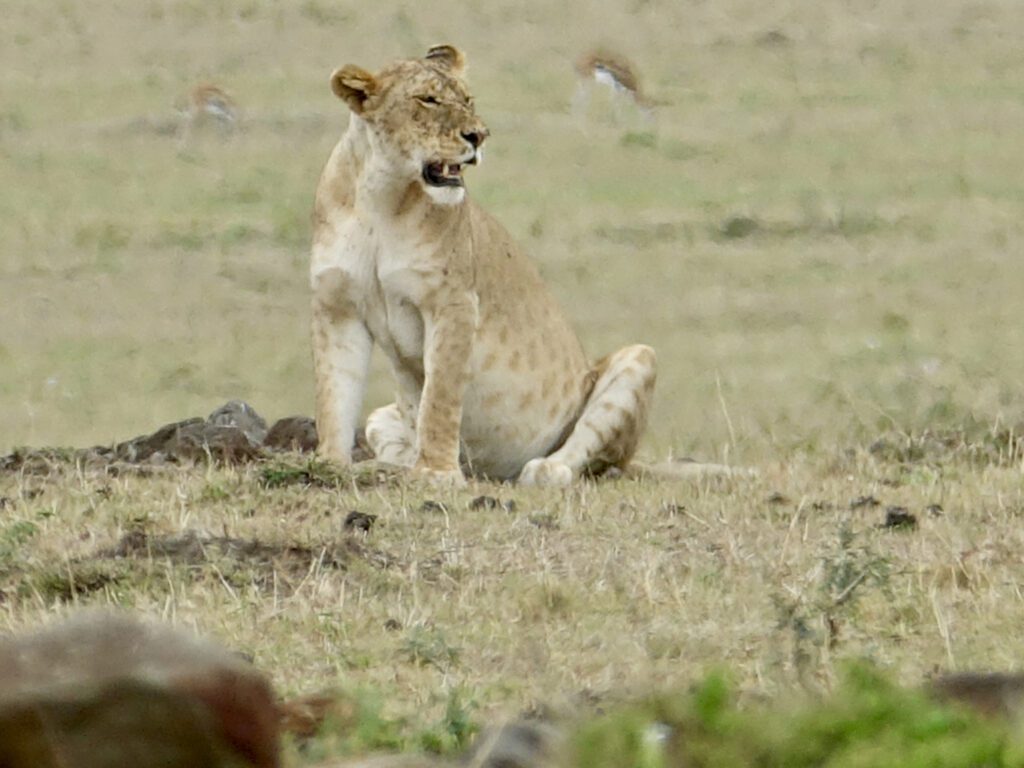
365,403 -> 418,467
519,344 -> 656,486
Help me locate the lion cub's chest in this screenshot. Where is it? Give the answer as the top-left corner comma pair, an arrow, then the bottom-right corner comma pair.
331,214 -> 434,366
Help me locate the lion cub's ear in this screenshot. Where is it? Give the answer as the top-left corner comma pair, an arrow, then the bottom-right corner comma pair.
330,65 -> 377,114
425,44 -> 466,75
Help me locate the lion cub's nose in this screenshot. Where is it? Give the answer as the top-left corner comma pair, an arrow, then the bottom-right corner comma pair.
461,130 -> 485,148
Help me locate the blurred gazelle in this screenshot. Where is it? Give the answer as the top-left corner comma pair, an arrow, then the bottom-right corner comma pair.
572,48 -> 659,123
178,83 -> 238,145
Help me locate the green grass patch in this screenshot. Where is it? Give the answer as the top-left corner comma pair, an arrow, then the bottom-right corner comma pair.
573,665 -> 1018,767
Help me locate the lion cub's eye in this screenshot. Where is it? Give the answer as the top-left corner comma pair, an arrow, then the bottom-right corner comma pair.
415,95 -> 440,107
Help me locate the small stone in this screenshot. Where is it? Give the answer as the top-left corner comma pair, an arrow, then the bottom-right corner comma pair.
469,495 -> 499,510
930,673 -> 1024,718
756,29 -> 792,47
850,494 -> 880,509
343,511 -> 377,533
719,215 -> 759,240
468,496 -> 517,512
881,506 -> 918,530
464,719 -> 565,768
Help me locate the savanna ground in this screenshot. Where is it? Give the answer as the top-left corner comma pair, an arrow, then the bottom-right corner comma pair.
1,0 -> 1023,762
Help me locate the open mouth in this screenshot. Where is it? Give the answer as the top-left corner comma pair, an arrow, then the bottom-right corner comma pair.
422,157 -> 475,188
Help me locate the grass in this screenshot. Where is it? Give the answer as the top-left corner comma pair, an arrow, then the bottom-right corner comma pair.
2,0 -> 1024,763
572,664 -> 1023,767
2,445 -> 1023,761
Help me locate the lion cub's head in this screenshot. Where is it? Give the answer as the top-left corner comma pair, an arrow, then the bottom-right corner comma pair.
331,45 -> 489,205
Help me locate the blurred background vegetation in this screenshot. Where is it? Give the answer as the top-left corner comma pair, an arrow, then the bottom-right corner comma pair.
2,0 -> 1022,461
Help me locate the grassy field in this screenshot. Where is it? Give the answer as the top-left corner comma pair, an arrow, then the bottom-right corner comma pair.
1,0 -> 1024,763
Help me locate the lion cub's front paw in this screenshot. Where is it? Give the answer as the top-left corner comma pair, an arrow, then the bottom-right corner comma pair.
412,466 -> 467,488
518,458 -> 573,487
316,447 -> 352,467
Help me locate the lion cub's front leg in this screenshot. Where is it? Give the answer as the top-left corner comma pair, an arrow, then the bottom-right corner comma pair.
311,267 -> 373,464
412,293 -> 478,485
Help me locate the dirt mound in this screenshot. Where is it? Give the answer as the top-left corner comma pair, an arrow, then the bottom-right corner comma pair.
103,529 -> 390,574
0,401 -> 375,476
18,529 -> 397,603
868,424 -> 1024,467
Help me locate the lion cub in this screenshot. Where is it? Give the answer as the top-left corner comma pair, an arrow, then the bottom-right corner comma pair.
310,45 -> 656,486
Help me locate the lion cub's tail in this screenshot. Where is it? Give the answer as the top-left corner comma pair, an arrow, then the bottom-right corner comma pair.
625,458 -> 757,481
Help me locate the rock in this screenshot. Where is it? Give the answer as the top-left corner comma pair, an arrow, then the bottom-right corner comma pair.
881,507 -> 917,530
113,403 -> 268,465
463,720 -> 565,768
263,419 -> 375,462
719,215 -> 759,240
208,401 -> 268,445
0,611 -> 280,767
469,496 -> 517,512
418,500 -> 448,514
77,446 -> 117,470
0,448 -> 80,475
849,494 -> 880,510
344,511 -> 378,533
115,418 -> 205,462
264,417 -> 319,453
756,29 -> 792,47
305,720 -> 564,768
0,678 -> 228,767
115,419 -> 262,465
930,673 -> 1024,718
309,757 -> 449,768
164,422 -> 263,464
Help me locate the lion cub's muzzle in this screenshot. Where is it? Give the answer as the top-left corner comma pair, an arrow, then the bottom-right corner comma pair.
422,127 -> 488,189
423,160 -> 467,188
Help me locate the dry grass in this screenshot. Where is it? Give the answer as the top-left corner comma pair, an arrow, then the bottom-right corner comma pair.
2,0 -> 1024,761
1,448 -> 1023,758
